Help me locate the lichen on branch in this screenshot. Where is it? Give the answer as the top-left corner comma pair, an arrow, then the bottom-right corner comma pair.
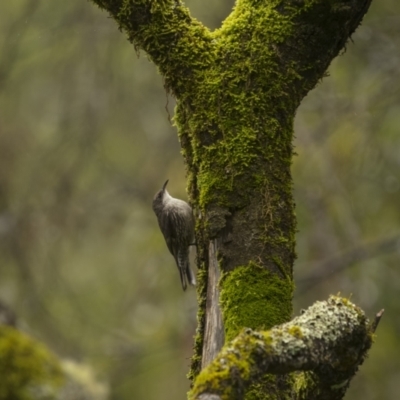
190,296 -> 376,400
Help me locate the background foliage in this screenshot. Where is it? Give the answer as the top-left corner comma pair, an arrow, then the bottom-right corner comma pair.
0,1 -> 399,399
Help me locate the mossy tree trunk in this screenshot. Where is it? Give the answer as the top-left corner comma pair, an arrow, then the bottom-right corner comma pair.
89,0 -> 373,398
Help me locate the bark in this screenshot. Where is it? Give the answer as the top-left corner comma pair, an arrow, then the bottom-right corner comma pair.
88,0 -> 374,398
202,240 -> 224,368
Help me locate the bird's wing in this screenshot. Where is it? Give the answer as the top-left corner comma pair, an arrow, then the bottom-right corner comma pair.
159,210 -> 179,256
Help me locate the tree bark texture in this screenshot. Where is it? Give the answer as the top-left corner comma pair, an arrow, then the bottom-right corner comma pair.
202,240 -> 224,369
89,0 -> 373,398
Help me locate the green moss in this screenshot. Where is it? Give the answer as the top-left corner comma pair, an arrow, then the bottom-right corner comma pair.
170,0 -> 300,213
220,264 -> 293,342
190,333 -> 255,400
293,371 -> 318,399
245,373 -> 295,400
0,326 -> 64,400
287,326 -> 303,339
190,328 -> 291,399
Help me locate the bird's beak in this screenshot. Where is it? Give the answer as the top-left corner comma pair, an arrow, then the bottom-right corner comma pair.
162,179 -> 169,191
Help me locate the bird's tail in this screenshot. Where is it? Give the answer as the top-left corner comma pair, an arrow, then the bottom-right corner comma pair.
177,251 -> 196,291
185,262 -> 196,287
178,266 -> 187,291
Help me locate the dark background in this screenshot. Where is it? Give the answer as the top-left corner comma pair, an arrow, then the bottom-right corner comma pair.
1,1 -> 399,399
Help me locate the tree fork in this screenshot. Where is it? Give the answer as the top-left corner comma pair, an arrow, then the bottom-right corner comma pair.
89,0 -> 374,398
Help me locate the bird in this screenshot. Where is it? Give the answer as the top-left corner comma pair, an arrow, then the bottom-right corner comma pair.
152,180 -> 196,290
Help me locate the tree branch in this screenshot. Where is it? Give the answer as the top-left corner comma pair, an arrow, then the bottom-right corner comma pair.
297,234 -> 400,294
278,0 -> 373,102
90,0 -> 213,96
370,309 -> 384,334
190,296 -> 377,400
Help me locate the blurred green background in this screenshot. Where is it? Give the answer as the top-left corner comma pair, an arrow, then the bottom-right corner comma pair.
0,1 -> 399,399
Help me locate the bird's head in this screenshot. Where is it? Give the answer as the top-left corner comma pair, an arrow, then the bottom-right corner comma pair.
152,179 -> 169,213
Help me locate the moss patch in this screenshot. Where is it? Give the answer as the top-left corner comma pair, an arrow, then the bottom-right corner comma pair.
220,264 -> 293,342
0,326 -> 64,400
245,373 -> 295,400
288,325 -> 303,339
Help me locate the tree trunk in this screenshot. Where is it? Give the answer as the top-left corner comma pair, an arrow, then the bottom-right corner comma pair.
88,0 -> 375,398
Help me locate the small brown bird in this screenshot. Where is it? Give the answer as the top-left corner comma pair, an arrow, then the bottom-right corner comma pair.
152,180 -> 196,290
